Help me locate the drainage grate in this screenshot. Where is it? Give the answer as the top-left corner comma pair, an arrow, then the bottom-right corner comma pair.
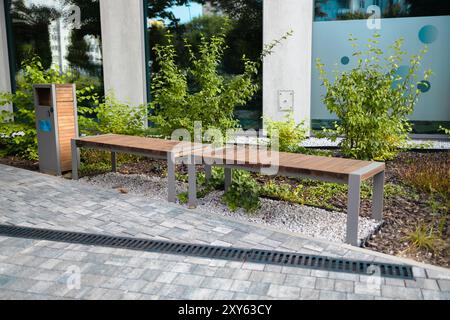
0,224 -> 414,280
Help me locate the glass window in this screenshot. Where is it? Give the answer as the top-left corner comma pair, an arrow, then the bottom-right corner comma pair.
144,0 -> 263,130
5,0 -> 103,93
315,0 -> 450,21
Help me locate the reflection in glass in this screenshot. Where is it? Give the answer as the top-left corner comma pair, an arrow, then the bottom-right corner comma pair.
315,0 -> 450,21
6,0 -> 103,89
146,0 -> 263,129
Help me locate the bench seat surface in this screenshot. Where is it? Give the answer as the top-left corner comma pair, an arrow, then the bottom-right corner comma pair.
196,146 -> 385,182
74,134 -> 203,157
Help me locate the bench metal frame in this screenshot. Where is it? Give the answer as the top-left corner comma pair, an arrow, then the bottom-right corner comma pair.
71,138 -> 202,204
185,155 -> 385,247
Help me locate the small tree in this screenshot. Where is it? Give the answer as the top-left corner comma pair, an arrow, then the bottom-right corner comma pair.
316,33 -> 431,161
149,28 -> 259,137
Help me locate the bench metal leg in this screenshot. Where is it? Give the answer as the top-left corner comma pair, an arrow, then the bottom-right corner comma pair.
372,171 -> 385,221
188,155 -> 197,209
111,152 -> 117,173
71,139 -> 79,180
224,168 -> 232,192
347,174 -> 361,246
167,152 -> 176,203
205,164 -> 212,182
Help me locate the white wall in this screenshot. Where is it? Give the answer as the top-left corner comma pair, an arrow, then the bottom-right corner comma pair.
0,0 -> 12,116
263,0 -> 314,129
100,0 -> 147,109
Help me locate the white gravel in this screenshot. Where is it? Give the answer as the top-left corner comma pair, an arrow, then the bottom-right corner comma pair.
80,172 -> 381,245
301,137 -> 450,150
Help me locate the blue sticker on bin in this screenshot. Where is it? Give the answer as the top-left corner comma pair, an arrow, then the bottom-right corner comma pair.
39,120 -> 52,133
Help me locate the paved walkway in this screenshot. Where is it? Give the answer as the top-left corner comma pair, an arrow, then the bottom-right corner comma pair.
0,164 -> 449,300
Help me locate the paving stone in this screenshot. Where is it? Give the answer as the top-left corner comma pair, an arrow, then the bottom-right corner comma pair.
405,278 -> 439,291
437,279 -> 450,292
319,290 -> 347,300
155,272 -> 178,284
141,282 -> 165,295
300,288 -> 320,300
384,278 -> 406,287
120,279 -> 149,292
229,280 -> 252,293
213,290 -> 235,300
201,277 -> 233,291
247,282 -> 271,296
241,262 -> 265,271
426,269 -> 450,280
381,286 -> 423,300
347,293 -> 375,300
184,288 -> 216,300
284,275 -> 316,289
267,284 -> 301,299
315,278 -> 335,290
334,280 -> 354,293
354,282 -> 381,296
421,289 -> 450,300
249,271 -> 286,284
231,269 -> 253,281
159,284 -> 189,299
173,274 -> 205,287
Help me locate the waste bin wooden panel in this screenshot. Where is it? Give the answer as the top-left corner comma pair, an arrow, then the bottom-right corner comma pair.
34,84 -> 78,175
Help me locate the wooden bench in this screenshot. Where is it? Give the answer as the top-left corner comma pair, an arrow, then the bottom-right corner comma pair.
186,145 -> 386,246
71,134 -> 205,204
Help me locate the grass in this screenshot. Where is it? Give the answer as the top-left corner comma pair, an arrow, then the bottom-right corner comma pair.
396,152 -> 450,197
404,224 -> 442,253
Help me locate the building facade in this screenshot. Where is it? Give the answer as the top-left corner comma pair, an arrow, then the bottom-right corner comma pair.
1,0 -> 449,133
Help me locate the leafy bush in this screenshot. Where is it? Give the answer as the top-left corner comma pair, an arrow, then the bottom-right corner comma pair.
0,122 -> 38,160
149,27 -> 259,138
316,34 -> 431,161
439,126 -> 450,136
78,93 -> 148,136
264,112 -> 307,152
223,170 -> 260,213
0,56 -> 76,126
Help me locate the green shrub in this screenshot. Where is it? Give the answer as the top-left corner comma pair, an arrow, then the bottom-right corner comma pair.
149,27 -> 259,138
78,93 -> 148,136
223,170 -> 260,213
264,112 -> 307,152
439,126 -> 450,136
0,122 -> 38,160
316,33 -> 431,161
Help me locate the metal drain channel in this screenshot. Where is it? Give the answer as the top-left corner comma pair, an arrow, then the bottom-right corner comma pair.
0,224 -> 414,280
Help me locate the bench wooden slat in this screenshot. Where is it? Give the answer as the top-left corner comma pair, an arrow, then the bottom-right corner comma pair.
74,134 -> 204,157
195,146 -> 384,182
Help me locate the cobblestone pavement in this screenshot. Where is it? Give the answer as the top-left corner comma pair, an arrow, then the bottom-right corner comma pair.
0,164 -> 449,300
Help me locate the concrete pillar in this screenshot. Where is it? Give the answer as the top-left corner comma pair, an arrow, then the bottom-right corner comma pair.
263,0 -> 313,130
0,0 -> 13,116
99,0 -> 147,108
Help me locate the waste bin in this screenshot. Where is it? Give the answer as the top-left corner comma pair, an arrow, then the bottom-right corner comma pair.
33,84 -> 78,176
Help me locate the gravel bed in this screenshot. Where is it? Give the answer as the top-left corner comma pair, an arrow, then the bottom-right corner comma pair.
301,137 -> 450,149
80,172 -> 381,245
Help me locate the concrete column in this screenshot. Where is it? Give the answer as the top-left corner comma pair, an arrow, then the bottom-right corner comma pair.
99,0 -> 147,108
263,0 -> 313,130
0,0 -> 13,116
